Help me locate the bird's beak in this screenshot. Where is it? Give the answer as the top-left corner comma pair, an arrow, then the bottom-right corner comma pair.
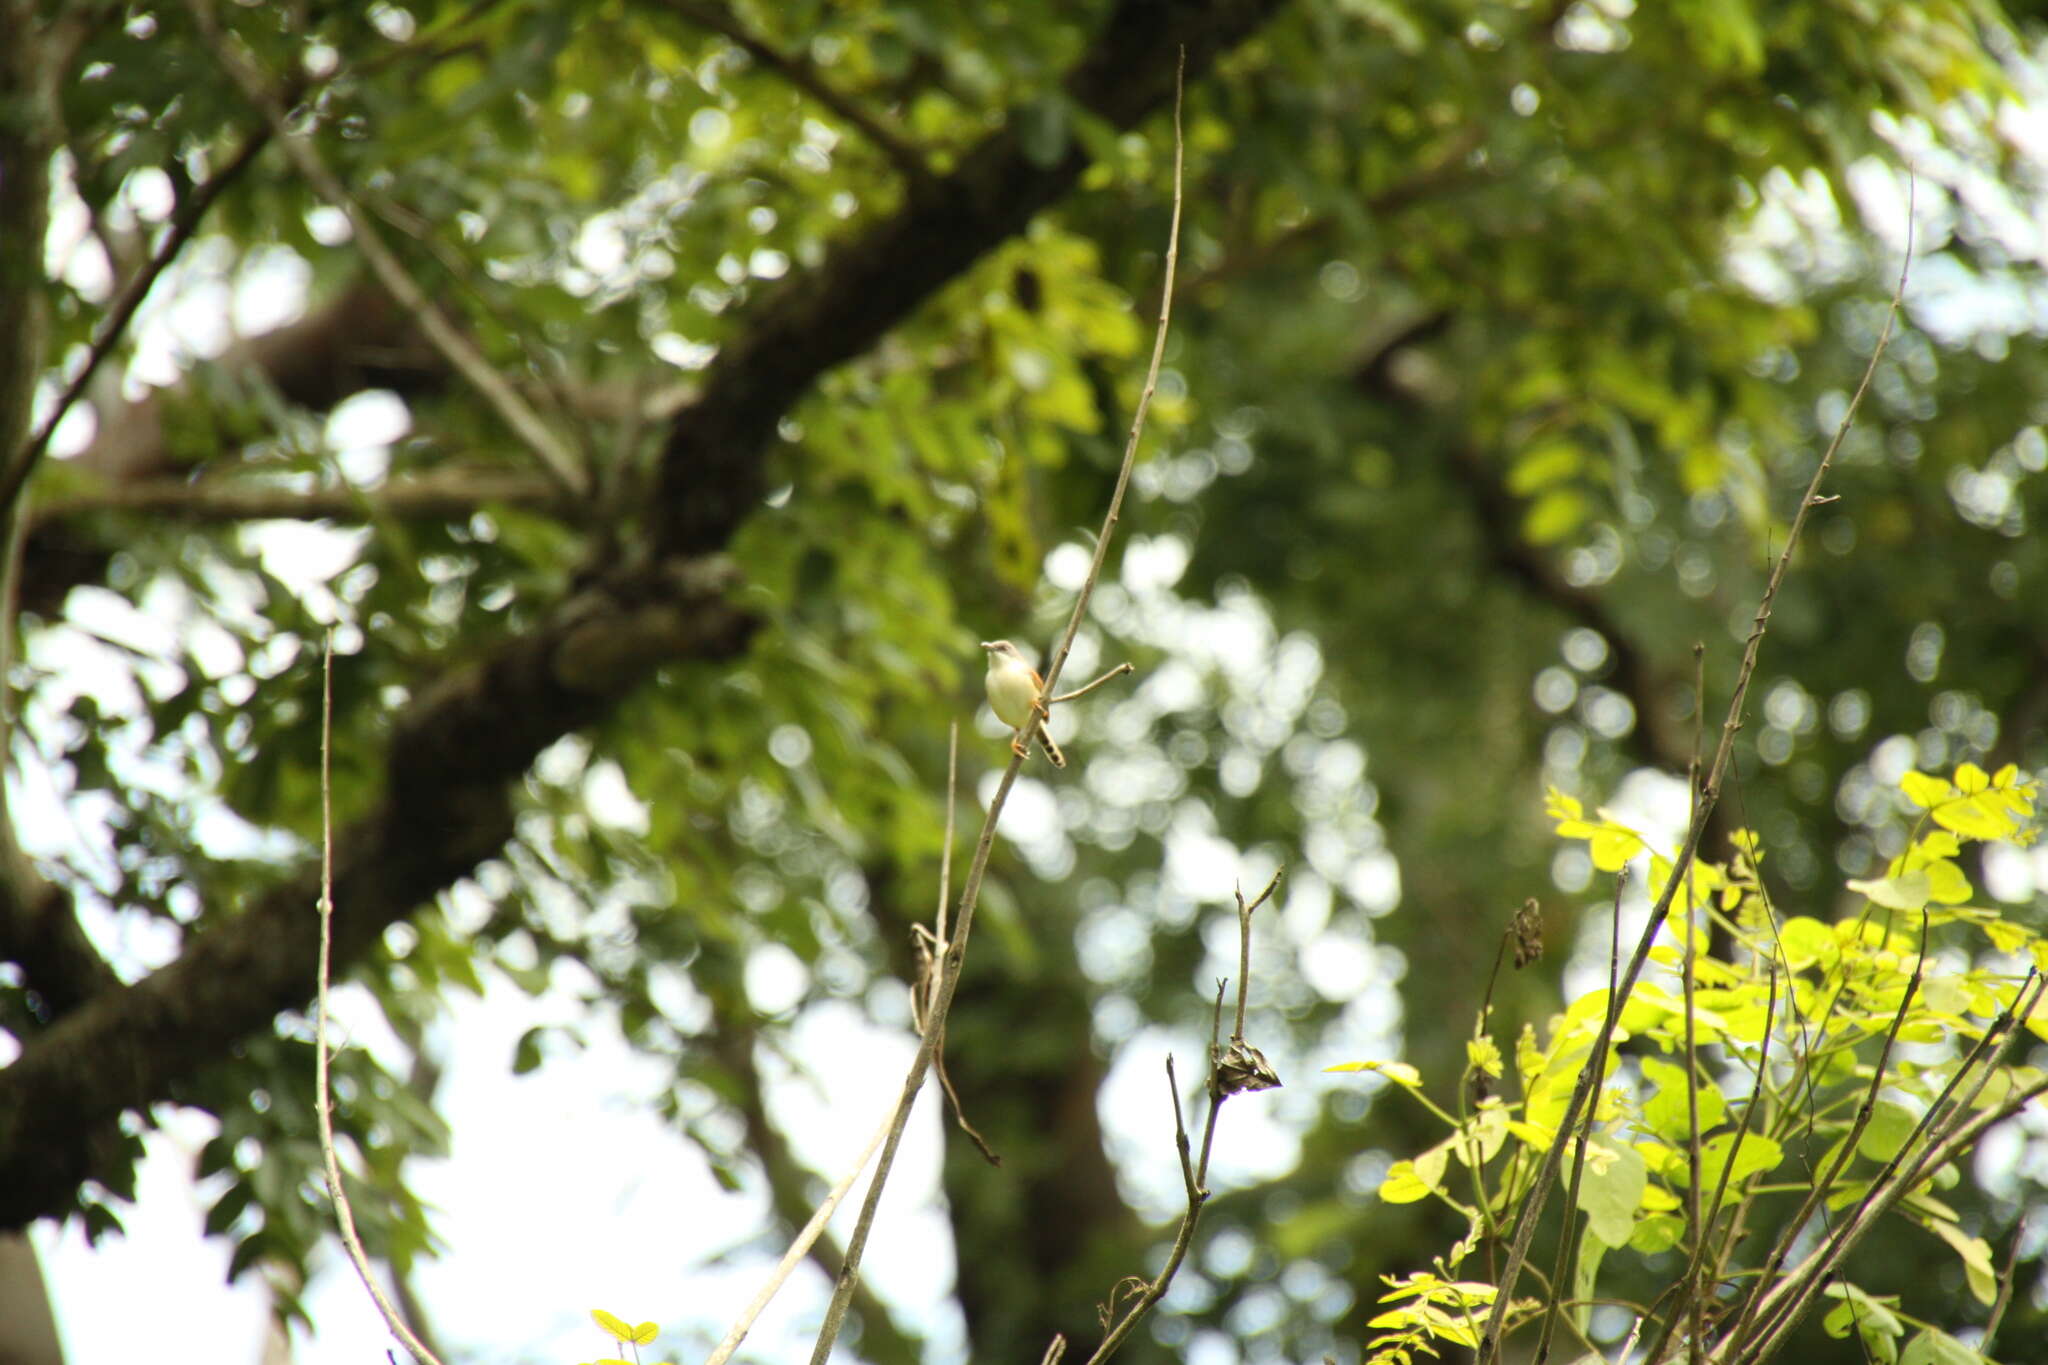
978,640 -> 999,652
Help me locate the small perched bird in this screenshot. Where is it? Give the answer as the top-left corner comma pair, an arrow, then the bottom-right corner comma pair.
981,639 -> 1066,768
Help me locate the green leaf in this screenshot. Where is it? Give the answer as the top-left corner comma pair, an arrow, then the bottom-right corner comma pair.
1847,872 -> 1930,912
1506,441 -> 1583,494
1575,1140 -> 1645,1247
1379,1144 -> 1451,1204
1822,1282 -> 1903,1363
1900,771 -> 1953,809
1630,1214 -> 1684,1254
1675,1132 -> 1782,1191
1857,1100 -> 1918,1164
1523,488 -> 1591,545
1898,1327 -> 1989,1365
512,1027 -> 545,1076
1641,1055 -> 1727,1138
592,1309 -> 633,1341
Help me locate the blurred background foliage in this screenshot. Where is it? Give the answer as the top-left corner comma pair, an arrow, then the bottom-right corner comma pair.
6,0 -> 2048,1360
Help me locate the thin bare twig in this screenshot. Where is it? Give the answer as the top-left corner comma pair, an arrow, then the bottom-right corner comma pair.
1049,662 -> 1135,706
0,127 -> 270,524
183,0 -> 589,499
1230,869 -> 1281,1044
803,54 -> 1187,1365
1081,866 -> 1282,1365
938,722 -> 958,953
1643,961 -> 1778,1365
316,633 -> 445,1365
916,723 -> 1000,1164
1477,191 -> 1915,1365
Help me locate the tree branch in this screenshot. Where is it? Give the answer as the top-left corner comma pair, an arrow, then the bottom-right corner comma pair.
0,0 -> 121,1028
184,0 -> 591,499
37,469 -> 570,525
0,127 -> 269,525
651,0 -> 1286,557
658,0 -> 932,185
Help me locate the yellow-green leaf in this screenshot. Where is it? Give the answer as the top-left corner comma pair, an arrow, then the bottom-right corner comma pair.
1327,1059 -> 1423,1088
1379,1142 -> 1452,1204
1900,771 -> 1952,809
1848,872 -> 1929,912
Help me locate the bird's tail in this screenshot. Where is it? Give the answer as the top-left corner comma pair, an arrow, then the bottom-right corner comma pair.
1034,723 -> 1067,769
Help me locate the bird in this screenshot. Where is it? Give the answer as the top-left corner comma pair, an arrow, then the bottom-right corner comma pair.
980,639 -> 1067,768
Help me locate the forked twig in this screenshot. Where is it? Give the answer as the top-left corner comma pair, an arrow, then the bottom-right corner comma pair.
1078,863 -> 1282,1365
912,724 -> 1000,1164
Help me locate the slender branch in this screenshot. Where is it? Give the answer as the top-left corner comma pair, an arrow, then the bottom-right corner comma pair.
1030,70 -> 1185,717
316,633 -> 445,1365
920,723 -> 999,1163
1724,1067 -> 2048,1365
183,0 -> 590,499
1477,202 -> 1913,1365
659,0 -> 931,184
938,722 -> 958,953
1168,1055 -> 1200,1199
1230,868 -> 1282,1045
1048,662 -> 1135,706
1196,979 -> 1227,1178
0,127 -> 270,524
1082,1052 -> 1203,1365
804,56 -> 1187,1365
